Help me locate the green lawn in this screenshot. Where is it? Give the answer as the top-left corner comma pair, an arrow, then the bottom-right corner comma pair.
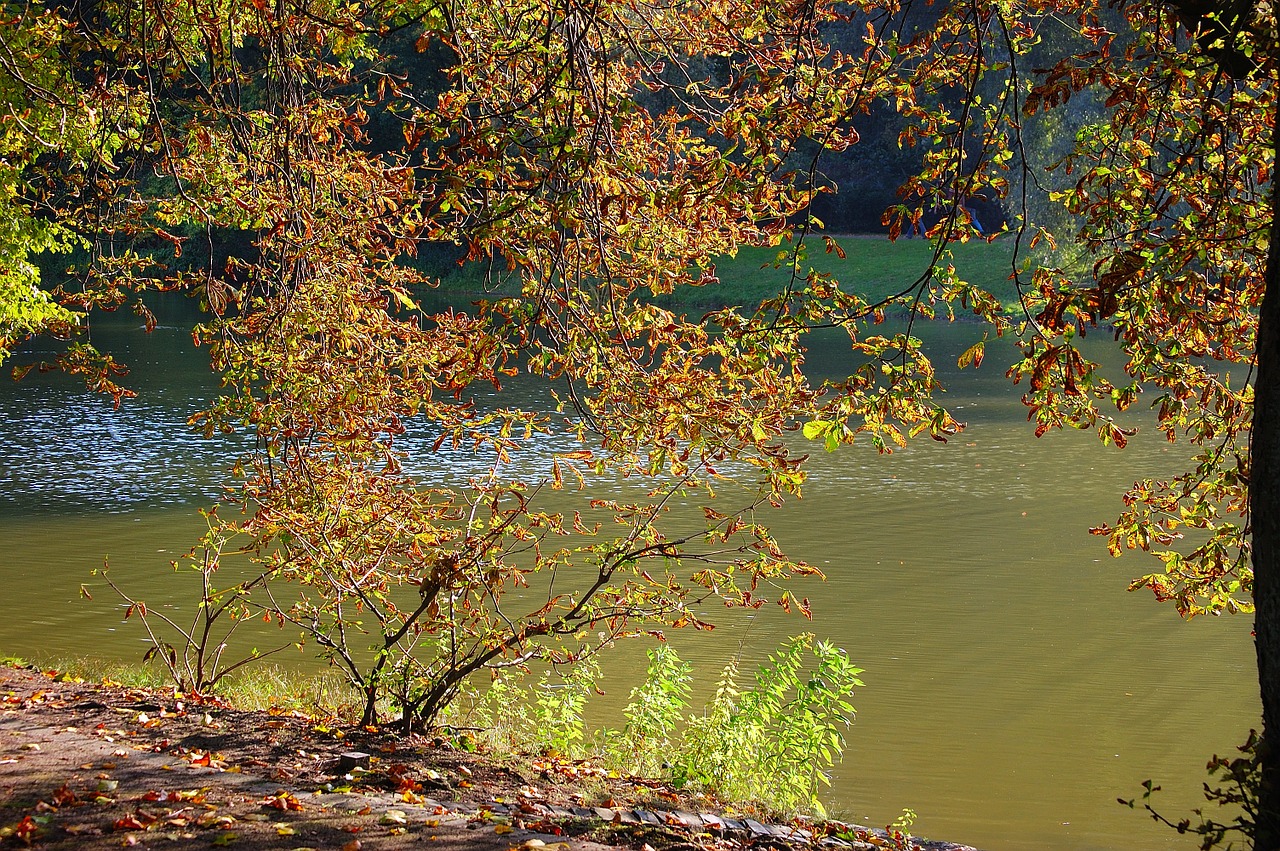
427,235 -> 1023,312
689,236 -> 1020,310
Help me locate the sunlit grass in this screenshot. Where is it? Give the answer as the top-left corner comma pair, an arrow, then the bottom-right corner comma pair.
426,235 -> 1021,312
5,655 -> 353,719
694,236 -> 1020,310
20,656 -> 174,690
214,666 -> 355,717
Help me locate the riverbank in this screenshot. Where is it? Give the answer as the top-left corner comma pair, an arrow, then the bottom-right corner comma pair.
0,665 -> 978,851
419,235 -> 1019,311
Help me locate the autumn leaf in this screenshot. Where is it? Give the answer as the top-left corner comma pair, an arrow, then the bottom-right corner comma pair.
262,792 -> 304,812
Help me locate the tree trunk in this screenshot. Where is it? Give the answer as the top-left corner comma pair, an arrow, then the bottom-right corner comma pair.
1252,87 -> 1280,850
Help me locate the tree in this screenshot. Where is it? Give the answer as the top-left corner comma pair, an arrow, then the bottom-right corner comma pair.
868,0 -> 1280,839
0,5 -> 88,364
5,0 -> 1280,839
4,0 -> 962,732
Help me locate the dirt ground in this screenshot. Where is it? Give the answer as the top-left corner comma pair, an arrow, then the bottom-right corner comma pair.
0,666 -> 976,851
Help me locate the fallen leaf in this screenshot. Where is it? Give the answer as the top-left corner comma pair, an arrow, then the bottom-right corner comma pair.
7,814 -> 42,844
112,814 -> 148,832
263,792 -> 304,812
342,840 -> 362,851
51,785 -> 79,806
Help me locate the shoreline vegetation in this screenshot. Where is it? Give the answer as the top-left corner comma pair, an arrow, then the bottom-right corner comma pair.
4,634 -> 863,820
0,661 -> 979,851
415,236 -> 1022,314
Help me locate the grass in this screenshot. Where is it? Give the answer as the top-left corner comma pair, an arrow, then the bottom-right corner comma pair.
5,655 -> 354,718
695,236 -> 1020,310
423,235 -> 1021,312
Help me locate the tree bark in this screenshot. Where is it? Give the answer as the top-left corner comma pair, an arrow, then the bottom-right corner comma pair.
1252,82 -> 1280,850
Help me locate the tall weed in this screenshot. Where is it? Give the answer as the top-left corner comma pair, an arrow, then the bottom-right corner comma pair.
532,658 -> 601,756
598,645 -> 693,775
442,634 -> 861,816
668,633 -> 862,815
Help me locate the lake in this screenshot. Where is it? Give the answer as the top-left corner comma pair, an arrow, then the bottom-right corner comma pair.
0,294 -> 1258,851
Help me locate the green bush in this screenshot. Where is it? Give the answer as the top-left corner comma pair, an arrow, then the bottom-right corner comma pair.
668,633 -> 863,815
443,634 -> 861,815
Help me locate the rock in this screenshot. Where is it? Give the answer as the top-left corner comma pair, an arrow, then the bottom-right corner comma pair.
698,813 -> 727,832
336,752 -> 371,773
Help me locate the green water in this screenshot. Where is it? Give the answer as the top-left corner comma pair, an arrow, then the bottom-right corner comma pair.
0,299 -> 1257,851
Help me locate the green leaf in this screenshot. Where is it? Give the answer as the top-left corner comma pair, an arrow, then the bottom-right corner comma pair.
802,420 -> 828,440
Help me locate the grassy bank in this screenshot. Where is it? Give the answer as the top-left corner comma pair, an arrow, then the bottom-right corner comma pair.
681,238 -> 1019,310
2,655 -> 352,719
0,662 -> 933,850
424,236 -> 1020,312
7,636 -> 859,820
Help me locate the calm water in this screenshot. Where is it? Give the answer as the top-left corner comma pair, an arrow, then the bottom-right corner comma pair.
0,298 -> 1258,851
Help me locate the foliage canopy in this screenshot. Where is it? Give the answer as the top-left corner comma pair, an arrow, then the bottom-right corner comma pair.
4,0 -> 1280,835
